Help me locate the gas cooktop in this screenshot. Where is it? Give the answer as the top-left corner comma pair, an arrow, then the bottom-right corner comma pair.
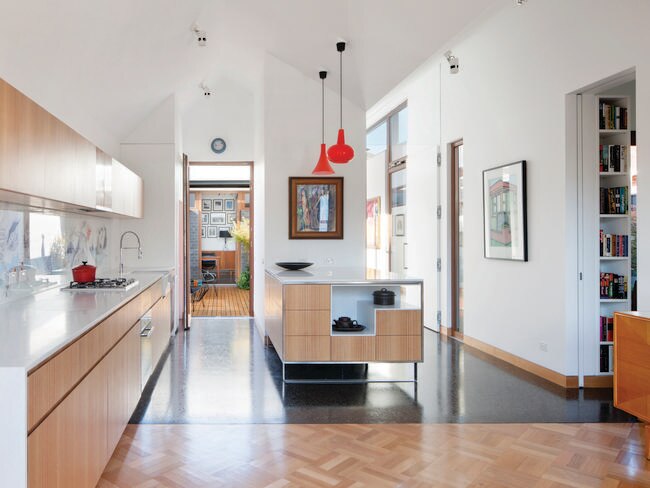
61,278 -> 139,292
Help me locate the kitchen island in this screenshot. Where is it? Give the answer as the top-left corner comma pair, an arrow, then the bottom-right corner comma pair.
264,267 -> 423,382
0,270 -> 173,488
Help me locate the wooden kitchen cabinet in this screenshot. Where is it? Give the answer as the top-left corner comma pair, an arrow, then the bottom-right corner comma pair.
28,354 -> 108,488
151,291 -> 172,368
284,284 -> 331,311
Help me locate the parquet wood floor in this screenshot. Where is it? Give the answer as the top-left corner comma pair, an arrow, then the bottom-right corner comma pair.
99,423 -> 650,487
191,285 -> 250,317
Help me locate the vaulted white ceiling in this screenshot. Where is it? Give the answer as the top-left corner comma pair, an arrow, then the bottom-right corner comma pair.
0,0 -> 500,149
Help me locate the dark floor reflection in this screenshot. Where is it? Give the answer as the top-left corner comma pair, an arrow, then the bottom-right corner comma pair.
130,318 -> 633,424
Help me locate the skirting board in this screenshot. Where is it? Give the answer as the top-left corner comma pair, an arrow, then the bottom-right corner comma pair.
440,325 -> 579,389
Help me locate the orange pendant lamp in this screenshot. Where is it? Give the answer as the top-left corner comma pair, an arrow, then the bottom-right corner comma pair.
327,42 -> 354,164
312,70 -> 335,175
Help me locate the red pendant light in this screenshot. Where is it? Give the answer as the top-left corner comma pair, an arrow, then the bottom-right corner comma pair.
327,42 -> 354,164
312,71 -> 335,175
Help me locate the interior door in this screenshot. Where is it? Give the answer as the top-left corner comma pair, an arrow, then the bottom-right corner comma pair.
183,154 -> 191,329
389,164 -> 407,276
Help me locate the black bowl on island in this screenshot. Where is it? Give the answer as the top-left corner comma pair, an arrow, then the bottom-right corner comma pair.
275,262 -> 314,271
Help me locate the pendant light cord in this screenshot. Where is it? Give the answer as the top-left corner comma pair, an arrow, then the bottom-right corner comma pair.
322,77 -> 325,143
339,50 -> 343,129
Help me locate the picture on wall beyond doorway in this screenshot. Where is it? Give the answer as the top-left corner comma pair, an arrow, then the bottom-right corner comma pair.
366,196 -> 381,249
207,226 -> 218,238
483,160 -> 528,261
201,226 -> 207,238
202,200 -> 211,212
201,213 -> 209,225
224,199 -> 235,211
244,193 -> 250,206
289,177 -> 343,239
213,199 -> 223,211
227,213 -> 236,224
240,209 -> 250,221
393,213 -> 405,237
210,212 -> 226,225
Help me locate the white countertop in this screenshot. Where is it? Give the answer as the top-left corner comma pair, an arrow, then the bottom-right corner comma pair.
266,266 -> 423,285
0,270 -> 170,371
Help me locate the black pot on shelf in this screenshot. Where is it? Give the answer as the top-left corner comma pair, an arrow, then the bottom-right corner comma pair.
373,288 -> 395,306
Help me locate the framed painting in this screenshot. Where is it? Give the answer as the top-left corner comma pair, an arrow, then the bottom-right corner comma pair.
201,200 -> 211,212
210,212 -> 226,225
289,177 -> 343,239
201,213 -> 209,225
201,226 -> 207,238
366,196 -> 381,249
207,226 -> 218,238
393,214 -> 405,237
224,199 -> 235,211
483,160 -> 528,261
227,212 -> 236,224
213,199 -> 223,211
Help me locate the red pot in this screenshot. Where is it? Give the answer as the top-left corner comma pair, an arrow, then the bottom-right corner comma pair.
72,261 -> 96,283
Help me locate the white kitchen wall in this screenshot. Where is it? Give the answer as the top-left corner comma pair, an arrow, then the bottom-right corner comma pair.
182,79 -> 254,162
264,54 -> 366,269
368,0 -> 650,376
117,95 -> 181,330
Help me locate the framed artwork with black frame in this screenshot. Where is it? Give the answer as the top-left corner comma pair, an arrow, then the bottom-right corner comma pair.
224,199 -> 235,211
227,213 -> 236,224
201,213 -> 209,225
482,160 -> 528,261
207,226 -> 218,238
393,213 -> 405,237
201,226 -> 207,238
213,199 -> 223,211
201,200 -> 211,212
289,177 -> 343,239
210,212 -> 226,225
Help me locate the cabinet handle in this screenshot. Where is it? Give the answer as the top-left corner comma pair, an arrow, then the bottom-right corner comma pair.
140,325 -> 155,338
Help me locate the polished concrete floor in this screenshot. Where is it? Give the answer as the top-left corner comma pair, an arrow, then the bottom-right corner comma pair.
130,318 -> 633,424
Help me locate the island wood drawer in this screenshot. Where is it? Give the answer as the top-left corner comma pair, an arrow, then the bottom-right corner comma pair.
330,336 -> 375,361
284,284 -> 331,311
376,310 -> 422,336
375,335 -> 422,362
27,282 -> 161,432
284,310 -> 331,335
284,336 -> 330,361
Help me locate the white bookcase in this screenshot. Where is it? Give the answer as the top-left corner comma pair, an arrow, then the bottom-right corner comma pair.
596,95 -> 632,375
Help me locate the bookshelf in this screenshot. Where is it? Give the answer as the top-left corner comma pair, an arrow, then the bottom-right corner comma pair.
597,95 -> 632,375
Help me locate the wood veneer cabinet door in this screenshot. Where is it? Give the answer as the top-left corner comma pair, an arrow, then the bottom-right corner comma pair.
614,314 -> 650,422
285,336 -> 330,361
0,79 -> 18,189
28,357 -> 108,488
376,310 -> 422,336
284,285 -> 331,310
285,310 -> 331,335
152,294 -> 172,367
375,336 -> 422,362
14,84 -> 46,196
331,336 -> 375,361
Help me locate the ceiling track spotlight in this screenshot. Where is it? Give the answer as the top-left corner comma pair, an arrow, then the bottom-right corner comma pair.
199,83 -> 211,97
444,50 -> 459,74
191,23 -> 207,46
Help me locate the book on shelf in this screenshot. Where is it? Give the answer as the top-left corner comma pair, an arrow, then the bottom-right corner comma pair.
599,144 -> 627,173
599,186 -> 628,214
599,102 -> 628,130
600,272 -> 628,299
599,230 -> 629,257
599,344 -> 614,373
599,316 -> 614,342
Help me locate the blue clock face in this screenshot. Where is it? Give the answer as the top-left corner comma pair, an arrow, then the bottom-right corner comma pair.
211,137 -> 227,154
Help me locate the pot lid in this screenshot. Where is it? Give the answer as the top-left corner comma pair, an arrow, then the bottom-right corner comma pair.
73,261 -> 96,270
373,288 -> 395,297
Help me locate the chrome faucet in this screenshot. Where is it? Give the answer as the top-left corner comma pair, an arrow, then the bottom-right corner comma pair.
119,231 -> 142,276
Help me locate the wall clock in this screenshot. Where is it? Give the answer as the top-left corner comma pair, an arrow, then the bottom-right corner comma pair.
210,137 -> 227,154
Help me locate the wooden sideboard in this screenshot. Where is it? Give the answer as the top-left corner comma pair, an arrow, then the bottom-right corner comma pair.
614,311 -> 650,458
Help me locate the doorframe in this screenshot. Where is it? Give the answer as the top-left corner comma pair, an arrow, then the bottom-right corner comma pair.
449,139 -> 464,338
186,161 -> 254,317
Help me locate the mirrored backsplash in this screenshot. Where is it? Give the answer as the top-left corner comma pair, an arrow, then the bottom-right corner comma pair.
0,202 -> 114,303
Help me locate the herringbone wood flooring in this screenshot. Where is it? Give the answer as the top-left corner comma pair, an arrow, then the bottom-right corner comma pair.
99,423 -> 650,487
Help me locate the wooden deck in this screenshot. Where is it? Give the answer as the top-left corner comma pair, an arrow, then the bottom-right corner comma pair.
99,422 -> 650,487
191,285 -> 250,317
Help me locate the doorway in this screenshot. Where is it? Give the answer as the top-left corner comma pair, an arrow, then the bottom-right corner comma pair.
186,162 -> 253,318
450,140 -> 464,335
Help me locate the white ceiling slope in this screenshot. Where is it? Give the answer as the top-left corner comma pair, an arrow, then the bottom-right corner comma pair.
0,0 -> 499,149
